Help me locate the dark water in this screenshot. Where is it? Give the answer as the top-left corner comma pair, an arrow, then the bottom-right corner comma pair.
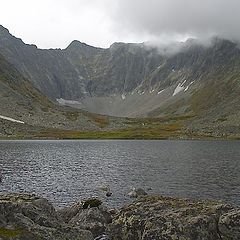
0,140 -> 239,208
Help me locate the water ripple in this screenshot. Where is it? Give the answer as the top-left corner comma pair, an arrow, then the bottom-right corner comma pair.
0,140 -> 239,208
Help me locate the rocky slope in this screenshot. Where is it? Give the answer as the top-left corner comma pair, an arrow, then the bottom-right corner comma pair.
0,52 -> 130,138
0,26 -> 87,100
0,25 -> 163,101
0,25 -> 240,138
0,193 -> 239,240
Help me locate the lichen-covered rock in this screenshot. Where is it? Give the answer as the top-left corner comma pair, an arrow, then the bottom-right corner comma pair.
58,198 -> 112,237
107,195 -> 237,240
1,193 -> 239,240
0,193 -> 93,240
127,188 -> 148,198
219,209 -> 240,240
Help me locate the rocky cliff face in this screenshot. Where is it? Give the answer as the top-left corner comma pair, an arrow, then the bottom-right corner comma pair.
0,25 -> 163,100
65,41 -> 163,97
0,25 -> 240,137
0,26 -> 87,100
0,52 -> 129,138
0,25 -> 239,110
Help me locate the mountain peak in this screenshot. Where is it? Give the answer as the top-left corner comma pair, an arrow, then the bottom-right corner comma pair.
67,40 -> 87,48
110,42 -> 125,48
0,25 -> 10,36
66,40 -> 103,51
65,40 -> 104,57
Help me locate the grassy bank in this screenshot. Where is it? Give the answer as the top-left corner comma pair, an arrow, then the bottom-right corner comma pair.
1,114 -> 239,140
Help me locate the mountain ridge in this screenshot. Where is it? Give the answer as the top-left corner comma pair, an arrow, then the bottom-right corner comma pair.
0,25 -> 239,138
0,51 -> 136,138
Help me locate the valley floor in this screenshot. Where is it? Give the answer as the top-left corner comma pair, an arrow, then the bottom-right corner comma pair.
1,114 -> 239,140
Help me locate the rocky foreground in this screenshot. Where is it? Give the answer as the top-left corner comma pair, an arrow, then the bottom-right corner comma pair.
0,193 -> 239,240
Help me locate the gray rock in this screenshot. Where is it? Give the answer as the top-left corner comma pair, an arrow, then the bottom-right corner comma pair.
127,187 -> 148,198
58,198 -> 112,238
219,209 -> 240,240
0,193 -> 93,240
1,192 -> 239,240
107,195 -> 238,240
99,185 -> 110,192
94,234 -> 110,240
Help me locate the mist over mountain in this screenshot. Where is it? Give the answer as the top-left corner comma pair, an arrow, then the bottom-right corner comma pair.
109,0 -> 240,43
0,25 -> 240,138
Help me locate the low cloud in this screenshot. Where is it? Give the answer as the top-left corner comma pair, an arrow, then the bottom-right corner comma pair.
1,0 -> 240,48
110,0 -> 240,44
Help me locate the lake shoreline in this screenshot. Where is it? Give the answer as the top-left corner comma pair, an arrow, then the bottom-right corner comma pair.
0,192 -> 239,240
1,135 -> 239,141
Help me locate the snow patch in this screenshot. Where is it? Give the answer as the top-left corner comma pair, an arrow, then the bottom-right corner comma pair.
57,98 -> 80,105
173,80 -> 186,96
0,115 -> 25,124
157,89 -> 165,95
184,81 -> 194,92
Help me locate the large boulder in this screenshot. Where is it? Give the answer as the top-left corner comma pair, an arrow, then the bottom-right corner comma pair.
1,193 -> 239,240
219,209 -> 240,240
0,193 -> 93,240
107,195 -> 237,240
58,198 -> 112,238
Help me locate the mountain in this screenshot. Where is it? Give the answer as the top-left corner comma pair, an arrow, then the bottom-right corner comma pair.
0,52 -> 130,138
0,26 -> 163,101
0,25 -> 239,138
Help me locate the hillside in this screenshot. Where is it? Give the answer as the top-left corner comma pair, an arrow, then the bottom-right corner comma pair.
0,53 -> 131,138
0,25 -> 239,139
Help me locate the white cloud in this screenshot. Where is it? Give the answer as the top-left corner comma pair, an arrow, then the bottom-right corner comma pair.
109,0 -> 240,43
0,0 -> 240,49
0,0 -> 117,48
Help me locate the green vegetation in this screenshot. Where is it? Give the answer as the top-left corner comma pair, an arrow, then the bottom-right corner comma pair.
0,228 -> 22,238
82,198 -> 102,209
34,116 -> 187,139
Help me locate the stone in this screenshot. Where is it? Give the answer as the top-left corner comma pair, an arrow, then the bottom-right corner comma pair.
82,199 -> 102,209
94,234 -> 110,240
127,187 -> 148,198
99,185 -> 110,192
58,198 -> 112,238
107,195 -> 237,240
106,192 -> 112,197
0,193 -> 93,240
1,192 -> 239,240
219,209 -> 240,240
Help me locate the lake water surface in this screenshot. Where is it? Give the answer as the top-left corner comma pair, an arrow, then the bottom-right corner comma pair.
0,140 -> 239,208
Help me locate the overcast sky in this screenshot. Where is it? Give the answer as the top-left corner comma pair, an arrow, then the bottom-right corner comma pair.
0,0 -> 239,49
